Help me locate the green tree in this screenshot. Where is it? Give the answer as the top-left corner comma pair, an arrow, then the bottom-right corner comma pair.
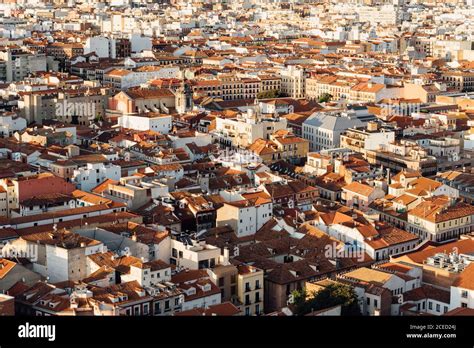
318,93 -> 333,103
257,89 -> 281,99
292,284 -> 361,316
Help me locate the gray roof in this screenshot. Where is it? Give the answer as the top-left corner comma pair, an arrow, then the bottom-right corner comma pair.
303,112 -> 365,132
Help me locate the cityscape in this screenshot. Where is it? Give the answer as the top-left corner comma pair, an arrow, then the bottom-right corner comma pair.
0,0 -> 474,324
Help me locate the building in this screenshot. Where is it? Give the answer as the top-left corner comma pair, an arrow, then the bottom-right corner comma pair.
248,130 -> 309,164
340,122 -> 395,157
169,237 -> 228,270
0,259 -> 42,292
216,196 -> 273,237
450,263 -> 474,310
9,230 -> 106,283
107,88 -> 177,119
103,66 -> 180,90
0,113 -> 27,138
118,114 -> 173,133
366,141 -> 438,177
72,163 -> 121,192
171,269 -> 222,311
213,110 -> 288,148
407,196 -> 474,242
236,264 -> 264,316
0,294 -> 14,316
435,171 -> 474,203
0,47 -> 47,82
342,181 -> 385,212
280,66 -> 305,99
0,173 -> 76,217
303,111 -> 366,151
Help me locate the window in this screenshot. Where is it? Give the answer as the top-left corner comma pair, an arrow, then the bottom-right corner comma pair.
134,306 -> 140,316
143,303 -> 149,315
367,298 -> 370,306
154,302 -> 161,314
436,304 -> 440,312
462,290 -> 468,298
218,277 -> 225,287
374,299 -> 378,308
428,301 -> 432,310
165,300 -> 170,310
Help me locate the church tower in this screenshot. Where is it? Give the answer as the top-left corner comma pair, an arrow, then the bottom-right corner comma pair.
175,80 -> 193,114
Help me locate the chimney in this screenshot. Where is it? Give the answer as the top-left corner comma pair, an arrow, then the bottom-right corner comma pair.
367,121 -> 379,132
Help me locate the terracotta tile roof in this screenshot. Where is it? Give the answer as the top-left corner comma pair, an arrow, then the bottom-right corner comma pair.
123,88 -> 175,99
175,302 -> 240,316
394,239 -> 474,265
343,181 -> 375,197
453,263 -> 474,290
0,259 -> 16,280
409,196 -> 474,223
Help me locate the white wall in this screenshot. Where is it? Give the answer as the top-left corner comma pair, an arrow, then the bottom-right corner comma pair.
118,115 -> 173,134
73,163 -> 121,192
450,286 -> 474,310
182,292 -> 221,311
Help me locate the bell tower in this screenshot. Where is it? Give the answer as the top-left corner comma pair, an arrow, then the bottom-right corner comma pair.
175,80 -> 193,114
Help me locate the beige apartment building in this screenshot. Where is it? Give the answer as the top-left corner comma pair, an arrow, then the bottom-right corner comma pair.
280,66 -> 305,98
237,264 -> 264,316
441,72 -> 474,92
407,196 -> 474,242
365,141 -> 438,177
19,88 -> 109,125
213,111 -> 288,148
191,74 -> 282,101
306,75 -> 354,101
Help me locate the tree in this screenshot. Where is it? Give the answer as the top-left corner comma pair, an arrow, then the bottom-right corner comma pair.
292,284 -> 361,316
257,89 -> 282,99
318,93 -> 333,103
